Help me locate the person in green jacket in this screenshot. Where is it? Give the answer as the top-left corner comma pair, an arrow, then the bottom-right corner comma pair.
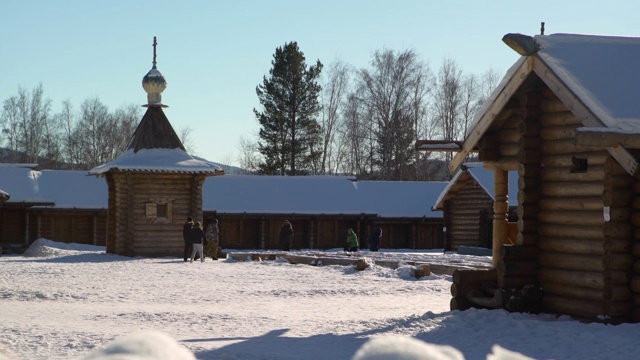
345,228 -> 359,252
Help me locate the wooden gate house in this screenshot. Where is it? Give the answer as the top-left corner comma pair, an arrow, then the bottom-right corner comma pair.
433,163 -> 518,251
418,32 -> 640,322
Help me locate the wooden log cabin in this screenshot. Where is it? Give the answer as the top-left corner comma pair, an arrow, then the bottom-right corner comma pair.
202,176 -> 448,251
0,167 -> 447,254
417,32 -> 640,323
88,38 -> 223,257
432,162 -> 518,251
0,165 -> 108,252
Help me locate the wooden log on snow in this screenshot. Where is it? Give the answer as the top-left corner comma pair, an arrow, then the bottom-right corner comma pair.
450,296 -> 473,311
465,289 -> 504,309
452,268 -> 497,285
414,264 -> 431,278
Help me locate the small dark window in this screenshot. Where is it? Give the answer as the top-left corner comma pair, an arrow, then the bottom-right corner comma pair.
570,156 -> 588,173
157,203 -> 168,218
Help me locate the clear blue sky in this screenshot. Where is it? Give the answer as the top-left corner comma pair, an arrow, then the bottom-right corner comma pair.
2,0 -> 639,166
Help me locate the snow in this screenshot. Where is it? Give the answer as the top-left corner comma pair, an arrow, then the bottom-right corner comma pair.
2,239 -> 639,359
535,33 -> 640,131
88,148 -> 222,175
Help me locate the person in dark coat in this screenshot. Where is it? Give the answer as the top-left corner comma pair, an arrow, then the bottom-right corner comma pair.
368,227 -> 382,252
279,220 -> 294,251
183,216 -> 194,261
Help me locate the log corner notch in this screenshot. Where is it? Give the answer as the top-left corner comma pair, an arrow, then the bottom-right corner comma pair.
414,140 -> 463,152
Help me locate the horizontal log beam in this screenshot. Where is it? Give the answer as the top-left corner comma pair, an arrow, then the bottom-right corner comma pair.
575,127 -> 640,149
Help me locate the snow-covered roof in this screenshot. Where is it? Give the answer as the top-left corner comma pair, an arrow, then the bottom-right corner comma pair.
0,167 -> 107,209
1,166 -> 446,218
88,148 -> 223,175
433,163 -> 518,210
535,33 -> 640,132
203,175 -> 447,218
451,32 -> 640,173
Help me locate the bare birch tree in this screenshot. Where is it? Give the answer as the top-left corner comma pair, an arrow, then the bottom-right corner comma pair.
319,59 -> 351,174
357,48 -> 431,180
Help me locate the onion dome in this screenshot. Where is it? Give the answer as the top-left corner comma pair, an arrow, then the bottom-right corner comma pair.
142,36 -> 168,107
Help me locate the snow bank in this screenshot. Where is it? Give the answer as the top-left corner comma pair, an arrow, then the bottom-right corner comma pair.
23,238 -> 105,257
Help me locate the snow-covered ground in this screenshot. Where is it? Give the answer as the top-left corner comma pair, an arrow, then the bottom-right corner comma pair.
1,239 -> 639,360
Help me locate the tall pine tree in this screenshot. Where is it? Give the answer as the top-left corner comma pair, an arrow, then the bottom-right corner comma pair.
254,41 -> 323,175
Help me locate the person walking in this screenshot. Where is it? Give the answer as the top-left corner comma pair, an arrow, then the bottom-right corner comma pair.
190,221 -> 206,263
368,227 -> 382,252
279,220 -> 294,251
182,216 -> 194,262
205,219 -> 220,260
345,228 -> 359,253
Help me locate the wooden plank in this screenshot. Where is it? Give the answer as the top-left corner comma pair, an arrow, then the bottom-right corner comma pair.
450,57 -> 533,173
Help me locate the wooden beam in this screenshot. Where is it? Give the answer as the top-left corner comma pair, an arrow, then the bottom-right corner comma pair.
415,140 -> 462,152
449,57 -> 533,174
575,127 -> 640,148
502,33 -> 539,56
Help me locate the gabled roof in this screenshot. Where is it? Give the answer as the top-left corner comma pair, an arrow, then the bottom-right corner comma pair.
450,33 -> 640,174
203,175 -> 448,218
433,163 -> 518,210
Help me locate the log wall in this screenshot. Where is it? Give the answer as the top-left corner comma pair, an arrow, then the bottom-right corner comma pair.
631,156 -> 640,322
204,214 -> 443,251
535,89 -> 632,321
107,172 -> 206,257
443,176 -> 493,251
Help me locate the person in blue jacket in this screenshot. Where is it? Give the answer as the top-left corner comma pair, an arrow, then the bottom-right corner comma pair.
368,227 -> 382,252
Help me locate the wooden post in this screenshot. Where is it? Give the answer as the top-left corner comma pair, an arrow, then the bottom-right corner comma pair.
24,212 -> 30,246
37,214 -> 42,239
309,219 -> 315,249
260,218 -> 265,249
93,215 -> 98,245
493,168 -> 509,267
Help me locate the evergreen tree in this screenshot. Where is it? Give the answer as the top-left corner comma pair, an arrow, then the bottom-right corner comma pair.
254,41 -> 323,175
